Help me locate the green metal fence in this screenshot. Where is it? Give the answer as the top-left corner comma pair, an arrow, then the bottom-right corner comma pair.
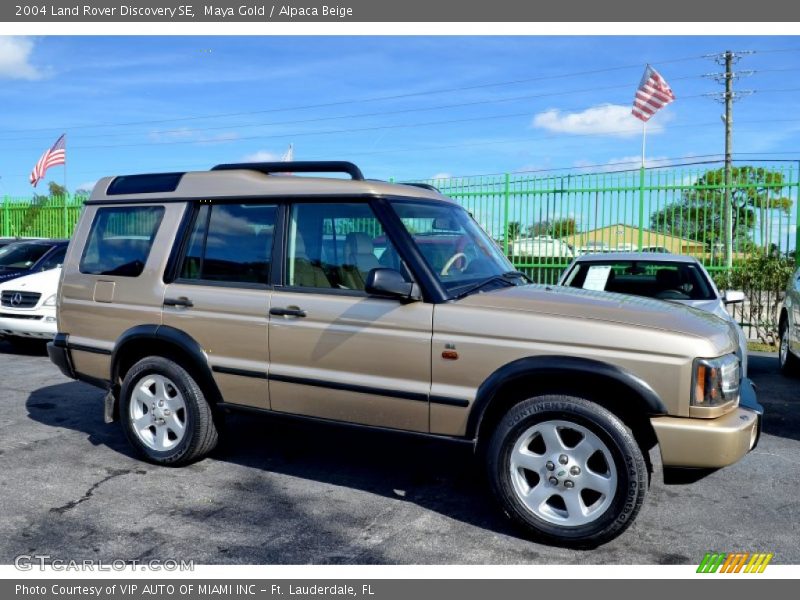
425,163 -> 800,285
1,195 -> 85,239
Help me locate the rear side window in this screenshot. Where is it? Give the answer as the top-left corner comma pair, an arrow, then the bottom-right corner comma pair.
80,206 -> 164,277
179,202 -> 277,285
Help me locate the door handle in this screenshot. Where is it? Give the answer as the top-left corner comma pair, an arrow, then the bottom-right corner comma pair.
270,307 -> 307,318
164,296 -> 194,308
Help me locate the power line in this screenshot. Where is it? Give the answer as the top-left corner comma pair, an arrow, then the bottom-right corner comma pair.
0,53 -> 710,136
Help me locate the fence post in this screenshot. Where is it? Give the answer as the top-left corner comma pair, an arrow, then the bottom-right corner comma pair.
638,167 -> 646,251
503,173 -> 510,255
62,194 -> 69,238
2,196 -> 8,238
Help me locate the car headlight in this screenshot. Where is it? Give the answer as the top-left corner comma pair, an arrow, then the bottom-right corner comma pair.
43,294 -> 56,306
692,354 -> 740,408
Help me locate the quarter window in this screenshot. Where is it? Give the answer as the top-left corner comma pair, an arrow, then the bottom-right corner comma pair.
80,206 -> 164,277
179,202 -> 277,285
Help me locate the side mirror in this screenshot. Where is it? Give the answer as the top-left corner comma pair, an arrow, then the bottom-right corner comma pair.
365,268 -> 421,302
723,290 -> 745,304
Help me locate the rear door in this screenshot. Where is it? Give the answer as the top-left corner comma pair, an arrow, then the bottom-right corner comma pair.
162,201 -> 277,410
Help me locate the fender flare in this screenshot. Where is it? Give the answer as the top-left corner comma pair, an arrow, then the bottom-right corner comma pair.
465,355 -> 668,439
110,324 -> 221,403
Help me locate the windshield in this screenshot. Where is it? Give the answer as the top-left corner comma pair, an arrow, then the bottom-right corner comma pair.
0,243 -> 52,270
562,260 -> 717,301
389,200 -> 517,297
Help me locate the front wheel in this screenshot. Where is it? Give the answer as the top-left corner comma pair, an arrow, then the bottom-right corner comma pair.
486,395 -> 647,547
119,356 -> 218,466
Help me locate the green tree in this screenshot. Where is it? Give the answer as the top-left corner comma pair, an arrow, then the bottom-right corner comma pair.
506,220 -> 521,241
650,166 -> 792,251
527,218 -> 578,238
18,181 -> 69,235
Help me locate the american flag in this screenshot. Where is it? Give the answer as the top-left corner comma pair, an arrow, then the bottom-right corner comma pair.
29,134 -> 66,187
631,65 -> 675,123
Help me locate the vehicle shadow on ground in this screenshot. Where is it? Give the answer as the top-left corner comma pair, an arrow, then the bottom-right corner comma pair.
747,353 -> 800,442
0,339 -> 49,356
25,381 -> 531,547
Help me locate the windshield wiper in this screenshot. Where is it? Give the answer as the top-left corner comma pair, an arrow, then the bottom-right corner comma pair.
452,271 -> 527,300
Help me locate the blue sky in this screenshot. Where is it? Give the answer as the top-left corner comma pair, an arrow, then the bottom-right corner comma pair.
0,35 -> 799,197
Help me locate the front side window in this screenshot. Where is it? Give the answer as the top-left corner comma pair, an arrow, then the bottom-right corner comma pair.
179,202 -> 277,285
390,200 -> 516,297
80,206 -> 164,277
286,202 -> 410,291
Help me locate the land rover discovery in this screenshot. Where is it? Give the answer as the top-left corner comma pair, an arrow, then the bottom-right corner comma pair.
48,161 -> 762,547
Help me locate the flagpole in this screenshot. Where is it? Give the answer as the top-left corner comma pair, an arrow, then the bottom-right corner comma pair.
641,121 -> 647,168
638,120 -> 647,251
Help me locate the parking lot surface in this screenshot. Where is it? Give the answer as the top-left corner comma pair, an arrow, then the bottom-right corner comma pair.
0,343 -> 797,564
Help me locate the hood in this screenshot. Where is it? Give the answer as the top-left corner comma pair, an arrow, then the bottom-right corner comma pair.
0,267 -> 61,293
0,268 -> 26,283
674,298 -> 730,321
456,284 -> 735,343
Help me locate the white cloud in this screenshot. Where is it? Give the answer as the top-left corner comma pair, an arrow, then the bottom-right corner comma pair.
0,37 -> 42,80
75,180 -> 98,193
241,150 -> 279,162
430,172 -> 452,180
148,127 -> 239,145
532,104 -> 666,138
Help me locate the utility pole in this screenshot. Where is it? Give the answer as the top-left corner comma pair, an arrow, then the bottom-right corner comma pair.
723,51 -> 734,269
705,51 -> 753,268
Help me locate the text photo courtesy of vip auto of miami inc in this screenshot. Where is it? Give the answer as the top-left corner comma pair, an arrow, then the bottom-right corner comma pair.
0,35 -> 797,572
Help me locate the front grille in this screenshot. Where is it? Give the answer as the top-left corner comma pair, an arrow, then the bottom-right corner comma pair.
0,312 -> 43,320
0,291 -> 41,308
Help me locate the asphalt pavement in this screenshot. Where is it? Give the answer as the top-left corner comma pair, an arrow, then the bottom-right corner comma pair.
0,343 -> 797,564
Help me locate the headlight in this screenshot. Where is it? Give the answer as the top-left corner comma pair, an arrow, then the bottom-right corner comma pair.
43,294 -> 56,306
692,354 -> 740,407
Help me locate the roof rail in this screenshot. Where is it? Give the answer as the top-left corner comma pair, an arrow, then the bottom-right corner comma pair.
401,182 -> 440,192
211,161 -> 364,181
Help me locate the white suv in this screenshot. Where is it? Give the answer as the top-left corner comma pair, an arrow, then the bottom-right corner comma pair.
0,267 -> 61,345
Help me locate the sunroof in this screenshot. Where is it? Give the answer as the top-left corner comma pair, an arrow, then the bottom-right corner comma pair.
106,173 -> 185,195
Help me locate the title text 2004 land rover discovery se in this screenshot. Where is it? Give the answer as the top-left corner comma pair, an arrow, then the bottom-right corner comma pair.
48,161 -> 762,547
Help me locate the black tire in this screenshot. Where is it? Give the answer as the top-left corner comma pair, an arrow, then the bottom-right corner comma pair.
119,356 -> 218,466
486,394 -> 647,548
778,320 -> 799,376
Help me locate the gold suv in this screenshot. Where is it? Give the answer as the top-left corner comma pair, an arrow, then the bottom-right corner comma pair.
48,161 -> 762,547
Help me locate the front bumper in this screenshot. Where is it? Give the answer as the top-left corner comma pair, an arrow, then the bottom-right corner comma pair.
0,313 -> 57,338
651,377 -> 762,469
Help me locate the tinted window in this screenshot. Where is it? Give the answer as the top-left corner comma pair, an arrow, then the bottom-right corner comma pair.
0,243 -> 52,269
286,202 -> 409,291
80,206 -> 164,277
180,203 -> 277,285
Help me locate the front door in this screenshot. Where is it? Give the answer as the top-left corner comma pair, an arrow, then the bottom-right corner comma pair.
162,201 -> 278,410
268,201 -> 433,432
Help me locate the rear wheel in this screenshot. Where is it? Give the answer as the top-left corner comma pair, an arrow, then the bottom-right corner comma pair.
486,394 -> 647,547
120,356 -> 218,465
779,319 -> 799,376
